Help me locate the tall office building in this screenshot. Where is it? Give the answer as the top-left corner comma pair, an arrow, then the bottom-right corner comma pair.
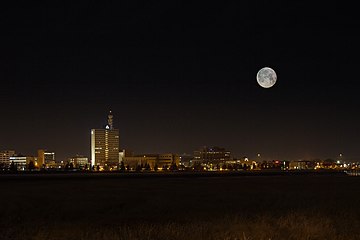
91,111 -> 120,169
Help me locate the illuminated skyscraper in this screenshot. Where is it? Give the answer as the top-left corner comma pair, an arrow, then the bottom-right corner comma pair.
91,111 -> 120,169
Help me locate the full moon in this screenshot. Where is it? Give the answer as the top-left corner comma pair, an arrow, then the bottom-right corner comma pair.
256,67 -> 277,88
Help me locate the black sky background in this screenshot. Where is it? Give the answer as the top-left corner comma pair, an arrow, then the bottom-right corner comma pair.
1,1 -> 359,161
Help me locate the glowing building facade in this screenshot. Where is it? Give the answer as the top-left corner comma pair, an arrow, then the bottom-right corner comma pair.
9,155 -> 35,171
68,155 -> 89,168
123,153 -> 180,170
37,149 -> 55,167
0,150 -> 15,166
91,111 -> 120,169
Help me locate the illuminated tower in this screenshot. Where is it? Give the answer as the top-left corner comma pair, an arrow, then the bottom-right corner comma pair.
107,110 -> 113,130
91,111 -> 120,170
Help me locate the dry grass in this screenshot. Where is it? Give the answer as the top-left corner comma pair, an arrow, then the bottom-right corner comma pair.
0,173 -> 359,239
1,213 -> 358,240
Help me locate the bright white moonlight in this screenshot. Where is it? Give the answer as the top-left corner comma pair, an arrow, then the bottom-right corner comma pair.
256,67 -> 277,88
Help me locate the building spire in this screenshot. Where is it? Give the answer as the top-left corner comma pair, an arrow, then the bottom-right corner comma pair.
107,110 -> 113,130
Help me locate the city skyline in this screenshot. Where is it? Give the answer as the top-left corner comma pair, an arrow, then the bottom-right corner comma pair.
1,1 -> 357,161
0,109 -> 355,162
1,2 -> 359,240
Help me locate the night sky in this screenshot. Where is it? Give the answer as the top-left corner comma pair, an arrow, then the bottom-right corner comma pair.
1,1 -> 358,161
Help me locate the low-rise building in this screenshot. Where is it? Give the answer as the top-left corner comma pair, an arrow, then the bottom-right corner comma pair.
123,153 -> 180,170
289,160 -> 316,170
0,150 -> 15,166
68,155 -> 89,168
38,149 -> 56,168
9,155 -> 36,171
193,146 -> 231,165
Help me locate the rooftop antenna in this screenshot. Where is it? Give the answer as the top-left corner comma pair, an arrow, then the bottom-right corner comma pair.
107,110 -> 113,130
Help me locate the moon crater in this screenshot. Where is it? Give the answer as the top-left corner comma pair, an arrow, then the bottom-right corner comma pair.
257,67 -> 277,88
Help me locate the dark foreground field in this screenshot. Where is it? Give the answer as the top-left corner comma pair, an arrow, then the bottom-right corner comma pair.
1,172 -> 360,240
